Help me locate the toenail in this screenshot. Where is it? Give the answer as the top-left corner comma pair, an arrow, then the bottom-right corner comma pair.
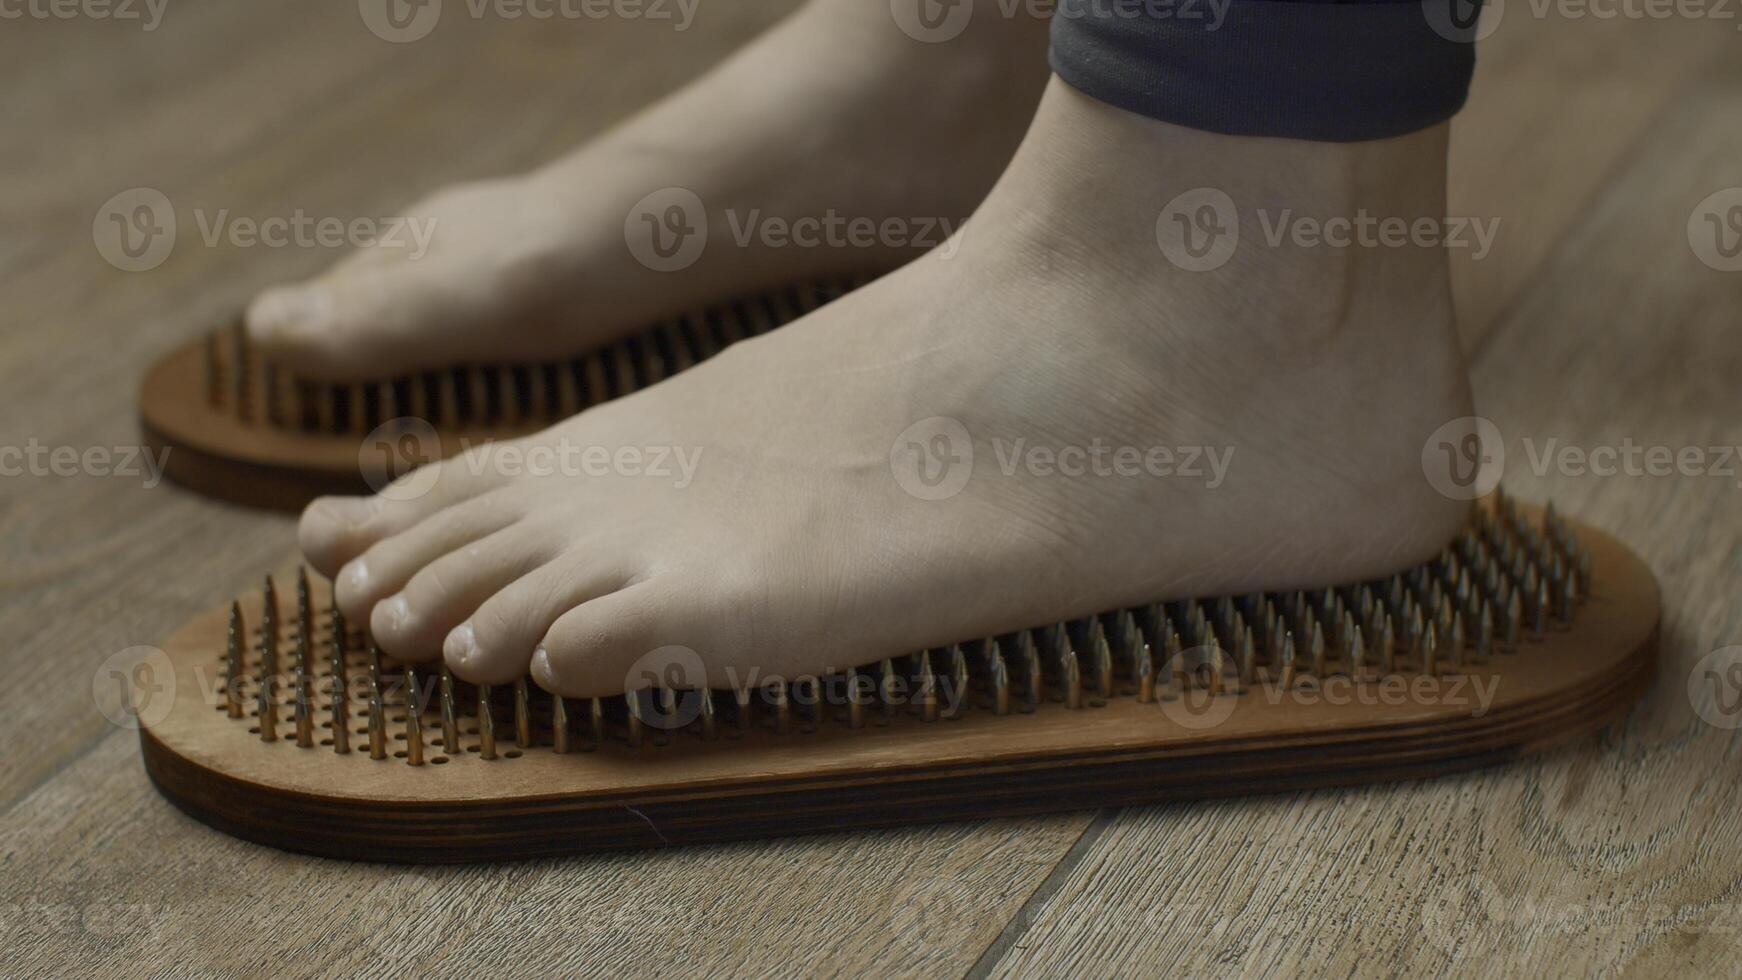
309,496 -> 367,532
251,285 -> 333,337
380,595 -> 409,631
338,559 -> 370,594
444,623 -> 477,669
530,646 -> 559,690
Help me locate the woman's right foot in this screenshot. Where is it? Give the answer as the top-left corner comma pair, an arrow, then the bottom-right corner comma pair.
299,80 -> 1476,695
246,0 -> 1052,381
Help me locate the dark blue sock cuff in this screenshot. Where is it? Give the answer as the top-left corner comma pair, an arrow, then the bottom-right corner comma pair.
1048,0 -> 1479,142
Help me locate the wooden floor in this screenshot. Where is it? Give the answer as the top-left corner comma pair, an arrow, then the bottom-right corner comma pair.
3,2 -> 1739,975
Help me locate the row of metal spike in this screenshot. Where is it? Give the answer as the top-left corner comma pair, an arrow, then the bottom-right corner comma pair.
203,278 -> 867,434
217,497 -> 1589,765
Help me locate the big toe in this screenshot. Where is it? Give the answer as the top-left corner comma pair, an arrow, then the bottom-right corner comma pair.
531,582 -> 684,699
298,495 -> 380,578
369,521 -> 563,661
244,263 -> 471,381
445,550 -> 638,686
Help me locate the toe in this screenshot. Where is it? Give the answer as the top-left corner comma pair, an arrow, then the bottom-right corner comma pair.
369,521 -> 566,661
245,261 -> 482,382
245,281 -> 337,359
444,551 -> 637,685
245,267 -> 417,381
530,581 -> 680,698
332,489 -> 527,623
299,449 -> 519,577
298,495 -> 380,577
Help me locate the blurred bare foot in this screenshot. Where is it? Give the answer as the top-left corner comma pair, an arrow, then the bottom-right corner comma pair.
246,0 -> 1050,380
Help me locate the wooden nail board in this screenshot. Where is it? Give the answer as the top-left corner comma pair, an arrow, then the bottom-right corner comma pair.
137,497 -> 1659,862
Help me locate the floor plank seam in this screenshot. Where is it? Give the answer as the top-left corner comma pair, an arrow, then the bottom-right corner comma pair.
963,809 -> 1120,979
1465,37 -> 1738,370
0,727 -> 124,826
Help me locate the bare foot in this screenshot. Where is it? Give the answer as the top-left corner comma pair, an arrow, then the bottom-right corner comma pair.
244,0 -> 1050,381
298,79 -> 1474,697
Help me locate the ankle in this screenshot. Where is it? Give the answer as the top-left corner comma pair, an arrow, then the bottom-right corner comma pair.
1013,80 -> 1451,220
985,82 -> 1462,354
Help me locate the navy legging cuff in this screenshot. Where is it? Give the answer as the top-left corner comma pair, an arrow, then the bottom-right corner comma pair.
1047,0 -> 1479,142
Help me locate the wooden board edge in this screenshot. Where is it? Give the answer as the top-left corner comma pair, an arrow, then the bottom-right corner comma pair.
137,622 -> 1656,863
140,412 -> 364,511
